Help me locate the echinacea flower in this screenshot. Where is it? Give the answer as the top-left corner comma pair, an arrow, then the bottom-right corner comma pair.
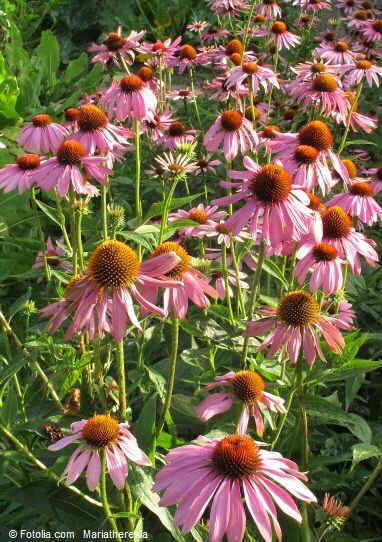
142,110 -> 175,143
202,220 -> 247,247
17,114 -> 68,154
206,74 -> 248,102
314,40 -> 359,64
213,159 -> 312,246
291,60 -> 339,82
72,105 -> 133,154
169,204 -> 226,237
202,26 -> 230,43
159,121 -> 196,150
169,44 -> 209,73
142,242 -> 218,319
40,239 -> 182,341
139,36 -> 182,67
0,154 -> 40,194
245,290 -> 345,365
257,0 -> 282,18
348,9 -> 373,29
168,88 -> 199,101
207,0 -> 249,16
226,61 -> 279,94
48,415 -> 150,491
322,493 -> 351,527
187,20 -> 209,33
204,110 -> 259,161
31,140 -> 110,197
256,21 -> 301,50
194,155 -> 221,175
33,237 -> 72,274
88,30 -> 145,66
327,181 -> 382,225
101,74 -> 157,121
295,0 -> 331,9
365,165 -> 382,192
336,91 -> 378,133
154,433 -> 316,541
341,59 -> 382,87
213,267 -> 249,297
196,370 -> 286,436
337,0 -> 357,14
360,19 -> 382,42
153,151 -> 197,178
294,242 -> 344,294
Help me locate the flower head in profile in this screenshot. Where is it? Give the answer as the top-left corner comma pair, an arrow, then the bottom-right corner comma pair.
291,60 -> 339,82
206,74 -> 248,102
360,18 -> 382,42
169,204 -> 226,238
88,30 -> 145,66
341,59 -> 382,87
153,151 -> 197,178
314,40 -> 359,64
187,20 -> 209,32
17,114 -> 68,154
169,44 -> 209,74
204,110 -> 259,161
257,0 -> 282,18
295,242 -> 344,294
159,121 -> 196,150
33,237 -> 72,274
48,415 -> 150,491
196,370 -> 286,436
142,111 -> 175,143
327,178 -> 382,226
194,155 -> 221,175
154,433 -> 316,542
226,61 -> 279,94
322,493 -> 351,530
0,154 -> 41,194
255,21 -> 301,50
245,290 -> 346,365
139,36 -> 182,67
101,74 -> 157,121
40,240 -> 182,341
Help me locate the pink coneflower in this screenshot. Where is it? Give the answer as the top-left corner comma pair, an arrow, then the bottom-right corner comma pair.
139,37 -> 182,67
18,114 -> 68,154
341,59 -> 382,86
194,155 -> 221,175
33,237 -> 72,274
245,290 -> 345,365
143,111 -> 175,143
347,9 -> 373,29
207,0 -> 249,16
144,242 -> 218,319
327,181 -> 382,225
211,38 -> 245,65
322,493 -> 350,524
187,20 -> 209,32
324,299 -> 355,330
201,26 -> 230,43
294,0 -> 331,9
154,433 -> 316,541
337,0 -> 357,14
48,415 -> 150,491
101,75 -> 157,121
213,160 -> 312,246
206,74 -> 248,102
213,267 -> 249,298
294,242 -> 344,294
63,108 -> 80,132
196,370 -> 285,436
332,91 -> 378,132
315,40 -> 360,64
365,165 -> 382,192
169,44 -> 209,74
257,0 -> 282,18
159,121 -> 196,150
88,30 -> 144,66
360,19 -> 382,42
72,105 -> 133,154
259,124 -> 281,150
40,240 -> 182,341
226,61 -> 279,94
153,151 -> 197,178
256,21 -> 301,50
168,87 -> 199,101
291,60 -> 339,82
288,74 -> 349,120
203,220 -> 248,247
204,110 -> 258,161
169,204 -> 226,237
0,154 -> 40,194
31,140 -> 110,197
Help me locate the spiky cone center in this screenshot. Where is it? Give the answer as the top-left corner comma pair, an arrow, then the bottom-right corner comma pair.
230,53 -> 243,65
335,41 -> 349,52
32,114 -> 52,127
272,21 -> 288,34
299,121 -> 333,151
189,209 -> 209,224
56,140 -> 86,166
300,15 -> 311,24
355,10 -> 370,20
212,435 -> 261,478
120,74 -> 145,92
307,192 -> 325,212
312,73 -> 338,92
350,182 -> 373,196
78,105 -> 108,131
322,206 -> 352,239
225,39 -> 244,56
295,145 -> 319,164
179,89 -> 191,97
232,370 -> 265,404
104,32 -> 126,51
243,62 -> 259,74
283,108 -> 296,120
356,59 -> 373,70
311,62 -> 327,73
168,122 -> 186,137
325,31 -> 336,41
151,242 -> 190,279
264,0 -> 276,4
323,494 -> 351,519
278,290 -> 320,327
262,125 -> 279,138
137,66 -> 154,81
254,14 -> 266,22
313,242 -> 338,262
180,45 -> 197,60
342,159 -> 358,179
82,415 -> 120,447
16,154 -> 41,170
65,108 -> 80,122
221,110 -> 243,131
87,240 -> 140,289
197,159 -> 209,168
373,19 -> 382,33
346,0 -> 355,5
252,164 -> 292,203
216,223 -> 232,234
152,40 -> 166,52
245,106 -> 261,121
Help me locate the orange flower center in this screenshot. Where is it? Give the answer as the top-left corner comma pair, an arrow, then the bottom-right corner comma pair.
168,122 -> 186,136
254,14 -> 266,23
82,415 -> 120,447
120,74 -> 145,92
189,208 -> 209,224
346,0 -> 355,5
307,192 -> 324,211
16,154 -> 41,170
56,140 -> 87,166
179,89 -> 191,97
152,40 -> 166,52
216,223 -> 232,234
212,435 -> 261,478
65,108 -> 80,121
278,290 -> 320,327
355,59 -> 372,70
104,33 -> 126,51
180,45 -> 197,60
313,242 -> 338,262
322,206 -> 352,239
151,242 -> 190,279
335,41 -> 349,52
229,53 -> 243,65
373,20 -> 382,33
262,125 -> 279,138
299,121 -> 333,151
221,110 -> 243,131
342,159 -> 358,178
243,62 -> 259,74
324,31 -> 336,41
312,73 -> 338,92
87,240 -> 140,288
225,39 -> 244,56
245,106 -> 261,121
197,159 -> 209,168
295,145 -> 319,164
78,105 -> 108,131
252,164 -> 292,203
137,66 -> 154,81
232,370 -> 265,403
349,182 -> 373,196
32,114 -> 52,127
354,10 -> 370,20
272,21 -> 288,34
311,62 -> 327,73
283,108 -> 297,120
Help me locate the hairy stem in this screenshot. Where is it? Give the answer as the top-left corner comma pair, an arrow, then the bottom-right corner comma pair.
116,340 -> 127,420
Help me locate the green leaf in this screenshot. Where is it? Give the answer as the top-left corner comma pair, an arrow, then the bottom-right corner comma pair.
133,393 -> 157,457
118,231 -> 154,251
33,199 -> 62,227
62,53 -> 89,84
344,140 -> 377,147
0,354 -> 30,388
351,443 -> 382,470
35,30 -> 60,89
144,193 -> 203,221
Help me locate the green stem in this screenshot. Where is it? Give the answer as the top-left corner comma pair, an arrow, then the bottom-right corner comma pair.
243,0 -> 258,49
348,456 -> 382,514
101,182 -> 108,240
100,451 -> 122,541
76,209 -> 84,271
231,241 -> 246,318
337,82 -> 363,155
222,244 -> 235,324
68,189 -> 78,275
32,359 -> 64,412
1,327 -> 27,422
297,362 -> 311,542
159,178 -> 180,244
55,191 -> 72,253
134,120 -> 142,224
189,69 -> 201,126
157,317 -> 179,436
31,188 -> 50,281
242,241 -> 266,367
116,340 -> 127,420
271,386 -> 297,450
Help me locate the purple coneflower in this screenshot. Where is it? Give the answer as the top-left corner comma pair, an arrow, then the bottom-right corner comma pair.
0,154 -> 40,194
360,18 -> 382,42
256,21 -> 301,50
18,114 -> 68,154
33,237 -> 72,274
226,61 -> 279,94
159,121 -> 196,150
294,242 -> 344,294
213,267 -> 249,298
257,0 -> 282,18
341,59 -> 382,87
139,37 -> 182,67
169,44 -> 209,73
169,204 -> 226,238
187,20 -> 209,33
315,40 -> 360,64
194,155 -> 221,175
327,181 -> 382,226
101,74 -> 157,121
88,30 -> 144,66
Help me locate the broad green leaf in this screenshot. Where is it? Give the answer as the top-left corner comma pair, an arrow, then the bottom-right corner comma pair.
118,231 -> 154,251
34,199 -> 62,227
133,393 -> 157,457
144,193 -> 203,221
344,140 -> 377,147
62,53 -> 89,84
0,354 -> 30,388
351,443 -> 381,470
35,30 -> 60,89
